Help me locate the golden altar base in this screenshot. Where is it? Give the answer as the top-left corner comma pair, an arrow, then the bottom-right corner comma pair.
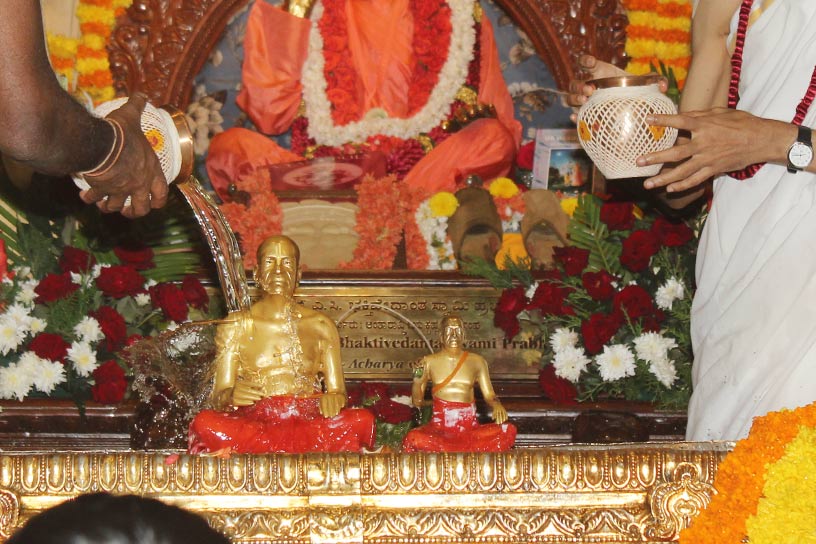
0,444 -> 729,543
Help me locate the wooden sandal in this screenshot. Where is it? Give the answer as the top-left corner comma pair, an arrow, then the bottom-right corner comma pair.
520,189 -> 569,267
447,186 -> 503,263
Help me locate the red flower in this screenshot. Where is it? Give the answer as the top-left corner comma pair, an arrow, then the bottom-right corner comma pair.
35,272 -> 79,303
28,332 -> 70,363
361,382 -> 389,402
495,286 -> 527,316
96,265 -> 145,298
113,245 -> 155,270
553,246 -> 590,276
527,281 -> 573,316
346,386 -> 363,407
613,285 -> 655,320
538,365 -> 578,404
582,270 -> 617,301
641,309 -> 666,333
581,312 -> 623,354
600,201 -> 635,231
371,397 -> 414,424
91,360 -> 128,404
125,334 -> 144,347
516,140 -> 535,170
494,311 -> 521,340
620,230 -> 660,272
59,246 -> 95,274
651,216 -> 694,247
181,275 -> 209,311
149,282 -> 189,323
91,306 -> 128,352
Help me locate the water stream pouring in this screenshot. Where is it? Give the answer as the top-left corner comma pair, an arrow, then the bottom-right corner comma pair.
72,98 -> 251,314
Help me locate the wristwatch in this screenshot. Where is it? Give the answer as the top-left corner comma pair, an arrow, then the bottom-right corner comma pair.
787,125 -> 814,173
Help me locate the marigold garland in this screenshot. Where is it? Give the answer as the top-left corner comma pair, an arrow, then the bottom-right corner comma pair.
679,402 -> 816,544
46,0 -> 132,104
622,0 -> 691,88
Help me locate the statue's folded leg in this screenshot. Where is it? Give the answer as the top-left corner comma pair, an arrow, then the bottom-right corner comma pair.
403,118 -> 517,194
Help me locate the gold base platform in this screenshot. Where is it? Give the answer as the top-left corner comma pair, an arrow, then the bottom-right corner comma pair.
0,444 -> 729,543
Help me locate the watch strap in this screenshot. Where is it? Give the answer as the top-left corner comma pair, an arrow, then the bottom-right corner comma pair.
787,125 -> 813,174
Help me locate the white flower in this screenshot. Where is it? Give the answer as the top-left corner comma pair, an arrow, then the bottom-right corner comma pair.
655,277 -> 685,310
28,317 -> 47,335
144,278 -> 158,289
13,266 -> 31,278
14,279 -> 38,305
524,282 -> 539,300
0,362 -> 34,401
549,328 -> 578,354
595,344 -> 636,382
67,341 -> 98,377
4,303 -> 32,329
414,199 -> 455,270
90,264 -> 102,279
391,395 -> 413,406
74,316 -> 104,343
633,332 -> 676,364
552,346 -> 590,383
17,352 -> 65,394
649,358 -> 678,388
134,293 -> 151,306
0,316 -> 28,355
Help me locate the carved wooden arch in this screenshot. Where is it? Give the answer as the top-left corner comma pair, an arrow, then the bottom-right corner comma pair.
110,0 -> 628,108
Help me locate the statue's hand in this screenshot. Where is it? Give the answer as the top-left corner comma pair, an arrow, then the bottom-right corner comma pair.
231,380 -> 266,407
320,391 -> 347,418
490,402 -> 508,425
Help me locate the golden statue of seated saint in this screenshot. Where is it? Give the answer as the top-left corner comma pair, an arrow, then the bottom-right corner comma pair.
188,235 -> 375,454
402,315 -> 516,452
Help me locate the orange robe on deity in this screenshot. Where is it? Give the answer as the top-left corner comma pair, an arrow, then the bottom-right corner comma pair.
401,398 -> 516,452
205,0 -> 522,200
188,395 -> 376,454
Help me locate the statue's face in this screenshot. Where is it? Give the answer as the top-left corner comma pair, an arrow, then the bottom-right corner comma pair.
442,319 -> 464,349
256,239 -> 299,297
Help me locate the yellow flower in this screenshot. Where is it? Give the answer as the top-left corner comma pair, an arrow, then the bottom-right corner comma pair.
46,34 -> 79,58
494,233 -> 529,269
76,57 -> 109,74
488,177 -> 519,199
560,197 -> 578,217
428,192 -> 459,218
76,4 -> 117,25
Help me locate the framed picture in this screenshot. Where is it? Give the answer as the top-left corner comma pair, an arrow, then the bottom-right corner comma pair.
531,128 -> 600,195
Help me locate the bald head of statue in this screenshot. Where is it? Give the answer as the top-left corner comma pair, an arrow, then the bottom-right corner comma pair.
255,235 -> 301,298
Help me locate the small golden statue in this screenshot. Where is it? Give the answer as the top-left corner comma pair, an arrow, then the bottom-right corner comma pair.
402,315 -> 516,452
188,235 -> 375,454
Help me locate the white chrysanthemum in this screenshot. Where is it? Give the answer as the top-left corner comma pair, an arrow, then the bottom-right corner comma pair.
525,282 -> 539,300
144,278 -> 158,289
0,362 -> 34,401
28,317 -> 47,335
595,344 -> 636,382
4,303 -> 32,330
549,328 -> 579,354
634,332 -> 672,363
552,346 -> 590,383
17,352 -> 61,394
655,277 -> 685,310
414,200 -> 455,270
74,316 -> 103,343
13,266 -> 31,278
67,341 -> 98,377
134,293 -> 151,306
391,395 -> 413,406
90,264 -> 103,279
0,316 -> 28,355
14,279 -> 38,305
649,358 -> 678,388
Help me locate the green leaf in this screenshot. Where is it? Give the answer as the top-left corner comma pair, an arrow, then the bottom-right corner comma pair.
567,195 -> 624,276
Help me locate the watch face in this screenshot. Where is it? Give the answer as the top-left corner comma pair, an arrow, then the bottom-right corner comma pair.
789,141 -> 814,169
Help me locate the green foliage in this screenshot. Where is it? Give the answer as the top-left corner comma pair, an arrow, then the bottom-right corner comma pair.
650,60 -> 682,105
375,420 -> 415,450
568,195 -> 624,276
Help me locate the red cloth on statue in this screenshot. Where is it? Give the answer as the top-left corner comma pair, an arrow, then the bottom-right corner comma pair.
205,0 -> 521,199
188,395 -> 376,454
402,398 -> 516,452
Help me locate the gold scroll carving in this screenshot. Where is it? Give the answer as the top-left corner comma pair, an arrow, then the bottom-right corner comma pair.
0,443 -> 729,543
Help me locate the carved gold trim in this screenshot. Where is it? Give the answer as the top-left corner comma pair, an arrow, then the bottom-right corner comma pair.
0,444 -> 729,543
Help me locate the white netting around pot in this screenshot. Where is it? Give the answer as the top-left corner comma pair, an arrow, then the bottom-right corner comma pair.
577,84 -> 678,179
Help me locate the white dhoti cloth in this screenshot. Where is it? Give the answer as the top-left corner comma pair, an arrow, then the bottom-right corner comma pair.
687,0 -> 816,440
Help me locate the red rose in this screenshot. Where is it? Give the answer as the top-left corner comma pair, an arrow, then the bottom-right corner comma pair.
582,270 -> 617,301
553,246 -> 590,276
361,382 -> 389,403
181,275 -> 209,311
641,309 -> 666,333
538,365 -> 578,404
149,282 -> 189,323
600,202 -> 635,231
91,305 -> 128,352
527,281 -> 574,316
35,272 -> 79,303
516,141 -> 535,170
612,285 -> 654,320
91,360 -> 128,404
59,246 -> 95,274
651,216 -> 694,247
620,230 -> 660,272
96,265 -> 145,298
371,397 -> 414,424
581,312 -> 623,354
28,332 -> 70,363
494,311 -> 521,340
113,245 -> 155,270
495,286 -> 527,316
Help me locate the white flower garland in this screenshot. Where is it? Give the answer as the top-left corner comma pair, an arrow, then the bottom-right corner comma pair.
302,0 -> 477,146
415,199 -> 457,270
